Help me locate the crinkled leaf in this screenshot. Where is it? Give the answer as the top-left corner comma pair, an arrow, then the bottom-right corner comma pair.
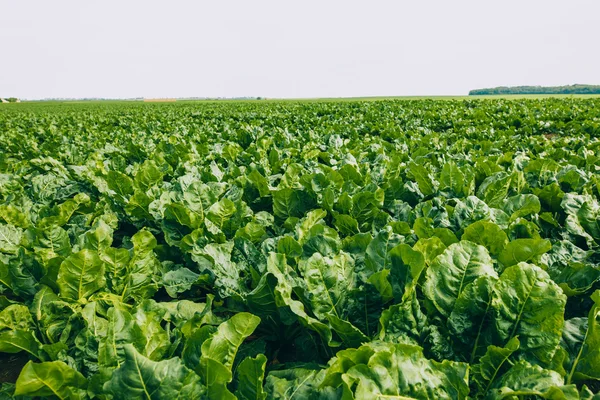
423,241 -> 497,318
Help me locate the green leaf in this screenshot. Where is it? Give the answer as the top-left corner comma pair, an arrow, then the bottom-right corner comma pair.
561,290 -> 600,383
493,263 -> 566,365
200,312 -> 261,372
273,189 -> 313,220
276,236 -> 303,258
296,209 -> 327,244
298,252 -> 355,320
0,224 -> 22,254
367,269 -> 393,304
107,170 -> 134,198
0,303 -> 42,357
379,290 -> 427,345
448,275 -> 497,362
15,360 -> 87,399
462,220 -> 508,257
477,171 -> 511,208
0,204 -> 30,228
134,160 -> 164,191
485,360 -> 573,400
162,268 -> 200,298
57,249 -> 106,302
440,161 -> 466,196
327,313 -> 369,348
0,330 -> 41,358
264,368 -> 328,400
198,313 -> 261,399
413,237 -> 447,266
98,305 -> 146,368
575,200 -> 600,244
333,214 -> 359,236
423,241 -> 497,318
471,337 -> 520,396
498,238 -> 552,267
364,227 -> 402,274
503,194 -> 541,221
408,161 -> 437,196
206,198 -> 236,230
340,342 -> 469,399
191,241 -> 245,300
104,344 -> 205,399
264,253 -> 333,344
235,354 -> 267,400
388,243 -> 426,301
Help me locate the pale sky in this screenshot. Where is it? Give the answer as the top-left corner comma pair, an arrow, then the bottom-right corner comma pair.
1,0 -> 599,99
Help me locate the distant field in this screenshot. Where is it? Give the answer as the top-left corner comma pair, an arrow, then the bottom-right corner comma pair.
4,93 -> 600,105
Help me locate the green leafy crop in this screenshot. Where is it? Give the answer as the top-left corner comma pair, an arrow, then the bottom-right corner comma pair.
1,98 -> 600,399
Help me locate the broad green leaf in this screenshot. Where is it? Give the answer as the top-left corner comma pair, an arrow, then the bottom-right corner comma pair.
30,285 -> 60,323
477,172 -> 511,208
273,188 -> 313,219
206,198 -> 236,229
471,337 -> 520,396
298,252 -> 355,320
493,263 -> 566,365
576,200 -> 600,244
0,330 -> 41,358
0,259 -> 11,291
0,304 -> 34,331
367,269 -> 393,304
423,241 -> 497,318
79,220 -> 113,251
162,268 -> 200,298
462,220 -> 508,257
107,170 -> 134,198
98,305 -> 146,368
235,354 -> 267,400
413,237 -> 447,266
37,193 -> 91,228
15,360 -> 87,399
333,214 -> 359,236
498,238 -> 552,267
364,227 -> 402,274
388,243 -> 426,301
276,236 -> 302,258
485,360 -> 573,400
0,204 -> 30,228
198,313 -> 260,399
326,313 -> 369,348
379,290 -> 427,345
264,252 -> 333,344
0,224 -> 22,254
561,290 -> 600,383
104,344 -> 205,399
503,194 -> 541,221
408,161 -> 437,196
264,368 -> 329,400
191,241 -> 245,300
296,209 -> 327,244
200,312 -> 261,373
57,249 -> 106,302
448,275 -> 497,362
440,161 -> 465,196
340,342 -> 469,400
134,160 -> 164,191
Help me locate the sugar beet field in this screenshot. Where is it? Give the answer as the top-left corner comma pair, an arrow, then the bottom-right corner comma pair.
0,98 -> 599,399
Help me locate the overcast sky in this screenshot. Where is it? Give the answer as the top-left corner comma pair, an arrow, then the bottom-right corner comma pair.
1,0 -> 599,99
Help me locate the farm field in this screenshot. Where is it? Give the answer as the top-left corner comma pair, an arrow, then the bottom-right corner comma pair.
1,98 -> 600,399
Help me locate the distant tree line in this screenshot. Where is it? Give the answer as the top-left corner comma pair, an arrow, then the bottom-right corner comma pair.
469,84 -> 600,95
